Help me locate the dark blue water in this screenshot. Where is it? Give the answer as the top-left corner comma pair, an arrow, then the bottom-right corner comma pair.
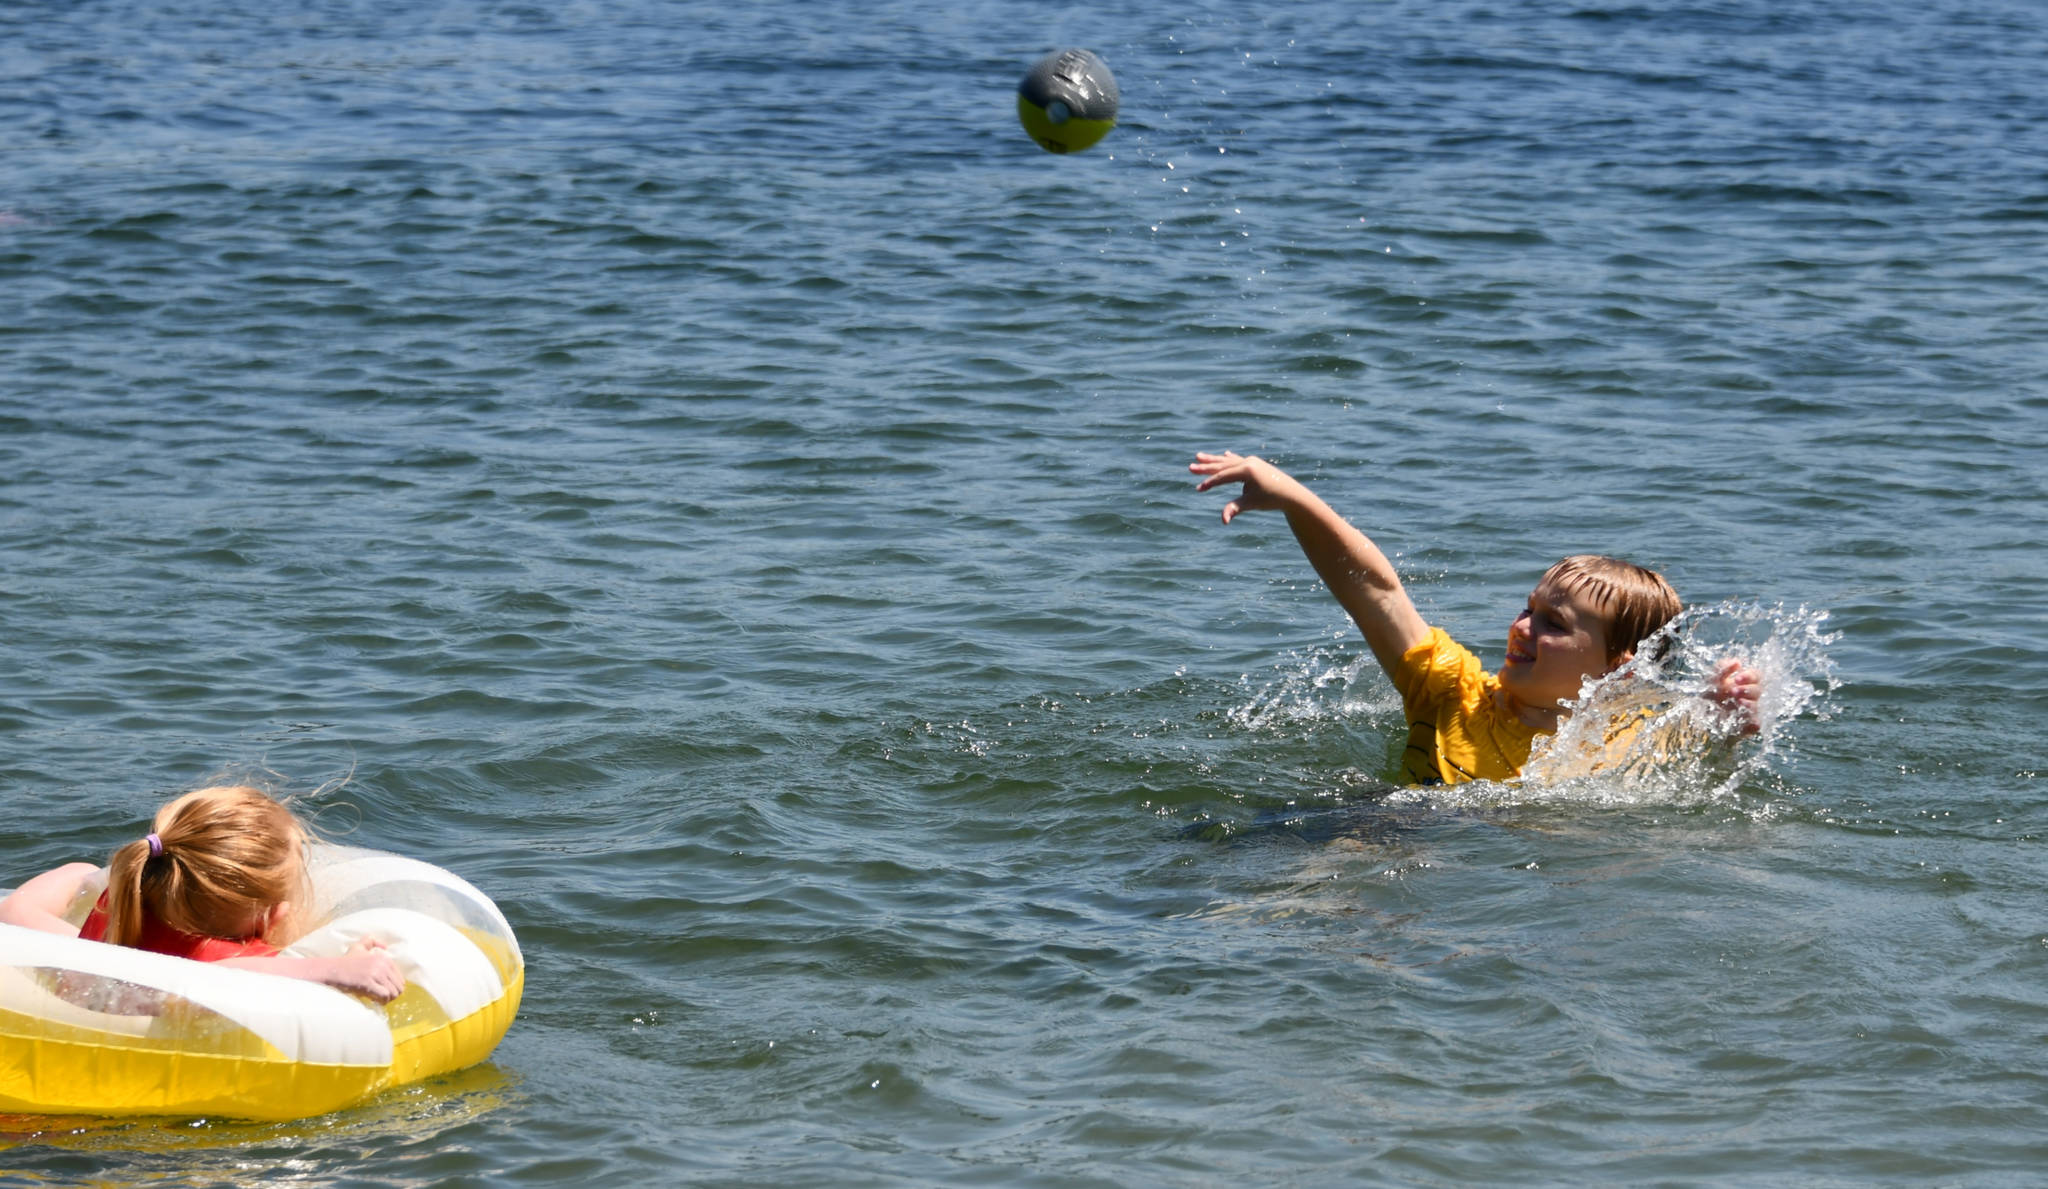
3,0 -> 2046,1183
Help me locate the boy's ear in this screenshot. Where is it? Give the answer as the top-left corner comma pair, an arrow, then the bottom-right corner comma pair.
1607,648 -> 1634,671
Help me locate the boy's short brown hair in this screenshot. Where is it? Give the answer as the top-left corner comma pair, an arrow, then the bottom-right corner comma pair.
1540,554 -> 1682,664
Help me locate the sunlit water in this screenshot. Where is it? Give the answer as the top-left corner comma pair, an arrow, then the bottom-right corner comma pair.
3,0 -> 2046,1184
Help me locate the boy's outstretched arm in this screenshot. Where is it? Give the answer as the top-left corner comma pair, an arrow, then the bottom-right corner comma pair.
1192,451 -> 1431,675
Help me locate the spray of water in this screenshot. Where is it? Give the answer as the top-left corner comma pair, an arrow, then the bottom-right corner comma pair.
1224,645 -> 1389,735
1490,601 -> 1839,809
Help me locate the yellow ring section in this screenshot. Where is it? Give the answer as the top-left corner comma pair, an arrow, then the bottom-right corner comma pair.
0,1004 -> 386,1118
0,963 -> 522,1121
391,968 -> 524,1087
0,980 -> 522,1119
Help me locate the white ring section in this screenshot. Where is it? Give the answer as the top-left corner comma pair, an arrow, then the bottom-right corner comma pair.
285,908 -> 503,1020
0,923 -> 391,1064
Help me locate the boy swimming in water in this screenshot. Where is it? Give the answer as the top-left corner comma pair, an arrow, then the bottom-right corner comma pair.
1191,451 -> 1758,785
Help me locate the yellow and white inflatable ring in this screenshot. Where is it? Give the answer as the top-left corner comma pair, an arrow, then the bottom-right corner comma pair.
0,844 -> 523,1120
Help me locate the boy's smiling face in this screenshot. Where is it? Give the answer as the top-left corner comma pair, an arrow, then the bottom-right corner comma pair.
1496,577 -> 1626,712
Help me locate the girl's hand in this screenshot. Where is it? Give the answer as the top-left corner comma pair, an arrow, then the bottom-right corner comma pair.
320,938 -> 406,1003
1708,658 -> 1762,735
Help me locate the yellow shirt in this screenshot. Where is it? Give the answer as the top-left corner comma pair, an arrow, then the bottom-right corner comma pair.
1390,628 -> 1537,785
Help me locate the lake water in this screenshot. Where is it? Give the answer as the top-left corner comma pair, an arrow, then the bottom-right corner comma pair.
3,0 -> 2046,1183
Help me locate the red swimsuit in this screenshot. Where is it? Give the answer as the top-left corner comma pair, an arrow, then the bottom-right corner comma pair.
79,892 -> 279,961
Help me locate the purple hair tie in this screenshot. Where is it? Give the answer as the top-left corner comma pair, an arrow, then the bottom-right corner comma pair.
145,833 -> 164,858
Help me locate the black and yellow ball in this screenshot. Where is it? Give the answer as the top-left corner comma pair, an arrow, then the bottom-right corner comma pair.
1018,49 -> 1118,154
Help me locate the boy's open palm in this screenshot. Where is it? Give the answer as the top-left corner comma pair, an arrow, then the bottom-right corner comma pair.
1190,451 -> 1294,523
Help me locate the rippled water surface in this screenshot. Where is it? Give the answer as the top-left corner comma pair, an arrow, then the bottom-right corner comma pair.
3,0 -> 2046,1183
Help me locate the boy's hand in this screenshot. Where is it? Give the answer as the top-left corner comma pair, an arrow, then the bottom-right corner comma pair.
1191,451 -> 1294,523
1708,658 -> 1762,736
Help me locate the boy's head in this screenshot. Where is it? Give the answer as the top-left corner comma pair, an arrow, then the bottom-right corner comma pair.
1539,555 -> 1682,666
1497,555 -> 1682,711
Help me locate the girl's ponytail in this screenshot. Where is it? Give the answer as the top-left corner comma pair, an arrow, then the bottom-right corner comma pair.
100,786 -> 309,948
102,836 -> 157,949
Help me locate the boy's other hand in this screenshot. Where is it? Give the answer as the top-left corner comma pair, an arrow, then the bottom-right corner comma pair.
1708,658 -> 1762,735
1191,451 -> 1290,524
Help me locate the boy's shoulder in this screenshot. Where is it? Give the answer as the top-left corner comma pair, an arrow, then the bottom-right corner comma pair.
1390,626 -> 1489,702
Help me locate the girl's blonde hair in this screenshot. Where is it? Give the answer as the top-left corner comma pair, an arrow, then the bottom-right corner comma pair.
103,785 -> 310,948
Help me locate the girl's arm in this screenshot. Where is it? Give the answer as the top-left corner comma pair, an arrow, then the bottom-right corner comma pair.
0,863 -> 99,936
1192,452 -> 1432,675
220,937 -> 406,1003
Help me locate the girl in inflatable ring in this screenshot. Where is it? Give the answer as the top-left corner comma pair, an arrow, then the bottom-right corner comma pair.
0,785 -> 404,1002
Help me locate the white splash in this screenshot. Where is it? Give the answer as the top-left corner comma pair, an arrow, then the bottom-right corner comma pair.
1500,601 -> 1839,808
1224,644 -> 1393,734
